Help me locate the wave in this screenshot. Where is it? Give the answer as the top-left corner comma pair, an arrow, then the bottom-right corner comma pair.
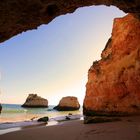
2,109 -> 27,114
1,104 -> 55,114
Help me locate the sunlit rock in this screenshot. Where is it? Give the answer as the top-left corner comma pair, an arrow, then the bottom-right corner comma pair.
22,94 -> 48,108
84,14 -> 140,116
54,96 -> 80,111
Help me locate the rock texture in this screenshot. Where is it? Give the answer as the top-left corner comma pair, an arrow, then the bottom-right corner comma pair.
84,14 -> 140,116
0,0 -> 140,43
38,116 -> 49,122
54,96 -> 80,111
84,116 -> 121,124
22,94 -> 48,108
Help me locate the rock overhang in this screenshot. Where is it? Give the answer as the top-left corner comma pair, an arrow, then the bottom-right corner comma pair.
0,0 -> 140,43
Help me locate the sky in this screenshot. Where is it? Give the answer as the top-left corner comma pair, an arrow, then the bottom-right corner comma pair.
0,6 -> 125,105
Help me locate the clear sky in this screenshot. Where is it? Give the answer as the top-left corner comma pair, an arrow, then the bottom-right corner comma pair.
0,6 -> 125,105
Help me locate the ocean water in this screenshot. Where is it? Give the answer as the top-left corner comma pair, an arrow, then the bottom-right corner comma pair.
0,104 -> 82,123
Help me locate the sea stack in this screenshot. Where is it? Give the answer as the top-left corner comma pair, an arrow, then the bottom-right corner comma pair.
84,14 -> 140,116
22,94 -> 48,108
54,96 -> 80,111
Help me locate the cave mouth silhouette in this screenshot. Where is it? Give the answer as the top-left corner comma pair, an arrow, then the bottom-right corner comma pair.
0,0 -> 139,43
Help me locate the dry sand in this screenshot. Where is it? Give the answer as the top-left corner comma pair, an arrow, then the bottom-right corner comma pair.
0,116 -> 140,140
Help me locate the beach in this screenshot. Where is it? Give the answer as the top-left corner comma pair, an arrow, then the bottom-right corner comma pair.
0,104 -> 82,122
0,104 -> 83,135
0,116 -> 140,140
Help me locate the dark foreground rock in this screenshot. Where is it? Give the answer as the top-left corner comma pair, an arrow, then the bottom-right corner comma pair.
0,0 -> 140,43
38,116 -> 49,122
84,116 -> 121,124
54,96 -> 80,111
22,94 -> 48,108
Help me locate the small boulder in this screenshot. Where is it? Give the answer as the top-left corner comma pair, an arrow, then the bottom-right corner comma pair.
68,113 -> 73,115
22,94 -> 48,108
38,116 -> 49,122
65,116 -> 70,120
54,96 -> 80,111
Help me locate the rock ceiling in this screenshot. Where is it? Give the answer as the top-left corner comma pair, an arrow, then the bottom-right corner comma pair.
0,0 -> 140,43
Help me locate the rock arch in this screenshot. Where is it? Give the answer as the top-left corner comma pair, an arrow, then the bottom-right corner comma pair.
0,0 -> 140,43
0,1 -> 140,116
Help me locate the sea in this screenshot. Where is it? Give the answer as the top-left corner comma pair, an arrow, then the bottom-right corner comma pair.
0,104 -> 83,135
0,104 -> 82,123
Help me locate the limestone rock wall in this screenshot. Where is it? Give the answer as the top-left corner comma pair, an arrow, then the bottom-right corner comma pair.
84,14 -> 140,116
0,0 -> 140,43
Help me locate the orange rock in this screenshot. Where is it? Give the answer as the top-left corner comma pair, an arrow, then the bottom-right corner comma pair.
83,14 -> 140,116
54,96 -> 80,111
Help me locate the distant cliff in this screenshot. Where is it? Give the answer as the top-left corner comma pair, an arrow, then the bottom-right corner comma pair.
22,94 -> 48,108
84,14 -> 140,116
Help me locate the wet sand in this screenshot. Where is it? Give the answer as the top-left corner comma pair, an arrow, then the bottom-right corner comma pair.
0,116 -> 140,140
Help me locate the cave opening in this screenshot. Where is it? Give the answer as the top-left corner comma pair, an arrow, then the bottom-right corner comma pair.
0,1 -> 140,139
0,5 -> 127,122
0,6 -> 125,104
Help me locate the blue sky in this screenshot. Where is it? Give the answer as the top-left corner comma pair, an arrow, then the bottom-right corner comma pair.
0,6 -> 125,105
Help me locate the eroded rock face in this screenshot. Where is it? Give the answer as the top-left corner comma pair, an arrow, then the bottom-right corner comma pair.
84,14 -> 140,116
0,0 -> 140,43
54,96 -> 80,111
22,94 -> 48,108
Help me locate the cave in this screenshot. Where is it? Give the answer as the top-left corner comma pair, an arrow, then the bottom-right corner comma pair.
0,0 -> 140,116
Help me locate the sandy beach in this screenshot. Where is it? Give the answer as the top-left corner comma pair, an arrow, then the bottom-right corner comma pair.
0,116 -> 140,140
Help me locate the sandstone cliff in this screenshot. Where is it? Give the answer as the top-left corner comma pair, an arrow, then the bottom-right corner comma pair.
22,94 -> 48,108
54,96 -> 80,111
84,14 -> 140,116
